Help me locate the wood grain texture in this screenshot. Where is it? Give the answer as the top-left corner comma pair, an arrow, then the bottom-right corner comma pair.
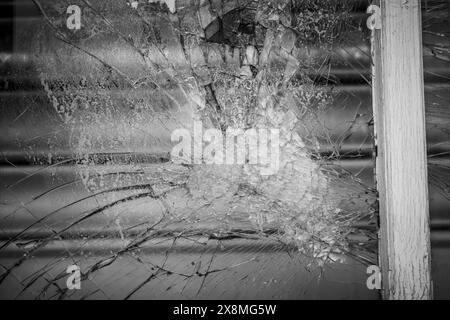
372,0 -> 432,299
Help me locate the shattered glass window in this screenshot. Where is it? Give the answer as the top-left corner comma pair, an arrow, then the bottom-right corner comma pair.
0,0 -> 448,300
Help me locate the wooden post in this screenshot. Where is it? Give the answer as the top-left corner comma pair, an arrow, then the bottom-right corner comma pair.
371,0 -> 432,299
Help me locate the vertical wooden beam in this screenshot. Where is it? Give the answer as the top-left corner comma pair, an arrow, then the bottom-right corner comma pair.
371,0 -> 432,299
